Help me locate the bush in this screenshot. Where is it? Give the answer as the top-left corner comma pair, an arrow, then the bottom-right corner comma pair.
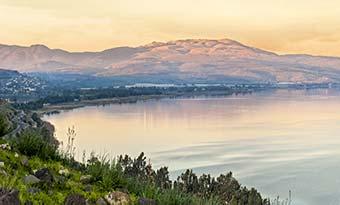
86,154 -> 127,190
0,113 -> 10,137
12,129 -> 60,160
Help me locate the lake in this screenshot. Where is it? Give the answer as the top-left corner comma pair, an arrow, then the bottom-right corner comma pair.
43,89 -> 340,205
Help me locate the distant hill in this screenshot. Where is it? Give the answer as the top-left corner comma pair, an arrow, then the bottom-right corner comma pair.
2,39 -> 340,83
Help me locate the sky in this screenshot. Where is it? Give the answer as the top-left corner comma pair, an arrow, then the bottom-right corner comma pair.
1,0 -> 340,56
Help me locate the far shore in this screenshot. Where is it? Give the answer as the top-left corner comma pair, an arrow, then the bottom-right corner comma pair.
37,95 -> 167,115
37,89 -> 260,115
37,85 -> 335,115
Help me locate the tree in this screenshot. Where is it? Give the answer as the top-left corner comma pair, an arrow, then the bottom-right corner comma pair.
155,167 -> 171,189
198,174 -> 214,198
117,152 -> 149,180
214,172 -> 241,202
175,169 -> 199,193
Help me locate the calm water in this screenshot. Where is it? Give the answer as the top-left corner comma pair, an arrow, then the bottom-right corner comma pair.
43,89 -> 340,205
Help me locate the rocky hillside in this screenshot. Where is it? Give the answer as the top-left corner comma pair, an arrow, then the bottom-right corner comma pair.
0,104 -> 271,204
2,39 -> 340,83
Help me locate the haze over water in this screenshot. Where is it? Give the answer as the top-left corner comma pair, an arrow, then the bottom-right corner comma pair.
44,89 -> 340,205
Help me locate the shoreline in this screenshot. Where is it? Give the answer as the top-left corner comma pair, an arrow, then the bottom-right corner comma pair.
37,95 -> 168,114
37,85 -> 334,115
37,89 -> 261,115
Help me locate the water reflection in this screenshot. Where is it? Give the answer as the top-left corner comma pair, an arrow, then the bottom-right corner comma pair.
44,89 -> 340,205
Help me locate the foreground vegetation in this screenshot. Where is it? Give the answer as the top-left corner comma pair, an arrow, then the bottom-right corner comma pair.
0,103 -> 285,204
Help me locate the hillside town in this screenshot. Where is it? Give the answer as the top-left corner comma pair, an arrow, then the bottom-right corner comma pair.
0,69 -> 48,102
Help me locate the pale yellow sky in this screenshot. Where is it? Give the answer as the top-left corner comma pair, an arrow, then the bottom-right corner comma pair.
1,0 -> 340,56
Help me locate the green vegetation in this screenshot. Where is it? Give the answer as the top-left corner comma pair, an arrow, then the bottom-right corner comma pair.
0,112 -> 9,136
11,129 -> 60,161
0,104 -> 283,204
13,85 -> 260,110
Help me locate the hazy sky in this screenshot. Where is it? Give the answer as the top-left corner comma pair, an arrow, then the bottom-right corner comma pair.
1,0 -> 340,56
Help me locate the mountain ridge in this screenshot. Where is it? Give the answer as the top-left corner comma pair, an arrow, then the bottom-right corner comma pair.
2,39 -> 340,83
4,38 -> 340,58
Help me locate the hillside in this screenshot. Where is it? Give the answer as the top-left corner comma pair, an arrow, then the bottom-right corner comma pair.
2,39 -> 340,83
0,69 -> 47,101
0,104 -> 271,204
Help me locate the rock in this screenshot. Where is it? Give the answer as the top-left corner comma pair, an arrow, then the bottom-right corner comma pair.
0,161 -> 4,168
0,143 -> 11,150
23,175 -> 41,185
80,175 -> 92,184
0,188 -> 20,205
138,198 -> 157,205
64,194 -> 87,205
59,168 -> 70,177
96,197 -> 108,205
34,168 -> 53,184
105,191 -> 131,205
21,156 -> 29,167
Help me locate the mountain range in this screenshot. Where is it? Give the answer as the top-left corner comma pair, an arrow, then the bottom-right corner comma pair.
1,39 -> 340,84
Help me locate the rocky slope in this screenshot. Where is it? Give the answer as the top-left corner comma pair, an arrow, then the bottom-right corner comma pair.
2,39 -> 340,83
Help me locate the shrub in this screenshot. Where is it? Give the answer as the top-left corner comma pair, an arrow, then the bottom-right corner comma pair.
12,129 -> 60,160
86,154 -> 127,190
0,113 -> 10,137
156,189 -> 222,205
